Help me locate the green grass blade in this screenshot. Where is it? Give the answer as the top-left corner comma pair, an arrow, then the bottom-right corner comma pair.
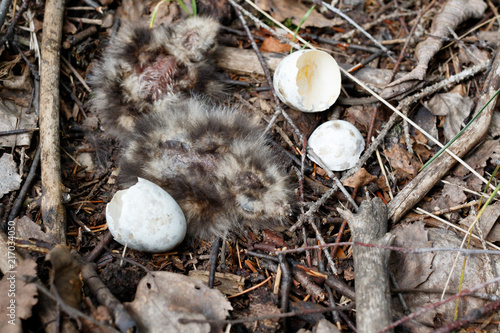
176,0 -> 190,16
290,5 -> 315,54
420,87 -> 500,171
191,0 -> 197,16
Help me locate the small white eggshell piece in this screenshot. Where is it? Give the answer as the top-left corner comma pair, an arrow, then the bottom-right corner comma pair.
273,50 -> 341,112
106,177 -> 187,252
308,120 -> 365,171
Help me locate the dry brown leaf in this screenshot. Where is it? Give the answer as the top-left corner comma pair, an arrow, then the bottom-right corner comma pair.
342,168 -> 377,188
458,45 -> 490,65
125,272 -> 232,333
389,0 -> 487,85
0,259 -> 38,332
460,201 -> 500,242
314,318 -> 341,333
391,222 -> 496,327
234,281 -> 280,332
15,216 -> 58,245
46,245 -> 82,309
255,0 -> 342,28
412,106 -> 438,147
0,154 -> 21,197
384,141 -> 421,180
424,85 -> 474,141
489,110 -> 500,138
453,139 -> 500,177
260,36 -> 291,53
422,176 -> 467,222
0,98 -> 38,147
63,20 -> 78,34
413,143 -> 433,160
188,270 -> 244,295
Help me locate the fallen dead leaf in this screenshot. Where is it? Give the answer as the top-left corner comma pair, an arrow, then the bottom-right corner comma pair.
412,106 -> 437,146
255,0 -> 343,28
422,176 -> 467,222
342,168 -> 377,188
15,216 -> 58,245
489,110 -> 500,138
460,201 -> 500,242
125,272 -> 232,333
260,36 -> 291,53
453,139 -> 500,177
188,270 -> 244,295
0,153 -> 21,197
0,259 -> 38,332
0,98 -> 38,147
389,0 -> 487,85
424,85 -> 474,141
458,45 -> 490,65
391,221 -> 497,327
46,245 -> 82,309
384,141 -> 421,180
233,278 -> 280,332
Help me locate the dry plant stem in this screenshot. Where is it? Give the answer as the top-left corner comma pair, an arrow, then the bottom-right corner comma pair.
433,300 -> 500,333
240,0 -> 306,49
209,236 -> 222,288
308,149 -> 359,211
40,0 -> 66,244
388,53 -> 499,223
7,145 -> 41,222
79,258 -> 138,333
402,107 -> 413,154
325,275 -> 356,300
307,216 -> 339,274
312,0 -> 395,61
388,0 -> 439,83
340,11 -> 418,40
231,1 -> 304,141
278,253 -> 291,331
35,288 -> 79,333
380,276 -> 500,332
35,281 -> 114,333
0,0 -> 29,46
338,198 -> 394,333
343,62 -> 495,191
181,304 -> 354,325
84,231 -> 113,262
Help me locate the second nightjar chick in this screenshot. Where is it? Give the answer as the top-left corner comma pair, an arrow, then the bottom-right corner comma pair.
117,97 -> 293,240
88,16 -> 226,140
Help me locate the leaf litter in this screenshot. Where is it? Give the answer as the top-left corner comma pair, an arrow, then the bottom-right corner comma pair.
2,0 -> 500,331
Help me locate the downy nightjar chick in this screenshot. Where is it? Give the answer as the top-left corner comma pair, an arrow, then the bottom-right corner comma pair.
117,97 -> 292,240
88,16 -> 225,140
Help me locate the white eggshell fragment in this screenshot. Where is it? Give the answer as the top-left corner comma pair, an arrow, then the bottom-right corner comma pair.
308,120 -> 365,171
106,177 -> 187,252
273,50 -> 341,112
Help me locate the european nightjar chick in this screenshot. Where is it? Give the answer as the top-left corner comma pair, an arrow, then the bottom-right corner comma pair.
117,97 -> 292,240
88,16 -> 226,140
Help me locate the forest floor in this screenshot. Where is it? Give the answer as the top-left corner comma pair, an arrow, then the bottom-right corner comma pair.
1,0 -> 500,332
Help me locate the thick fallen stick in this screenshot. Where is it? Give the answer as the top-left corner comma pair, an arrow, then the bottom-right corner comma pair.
39,0 -> 66,243
388,50 -> 500,223
338,198 -> 394,333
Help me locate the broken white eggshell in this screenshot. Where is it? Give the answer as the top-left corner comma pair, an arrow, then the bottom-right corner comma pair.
106,177 -> 187,252
273,49 -> 341,112
308,120 -> 365,171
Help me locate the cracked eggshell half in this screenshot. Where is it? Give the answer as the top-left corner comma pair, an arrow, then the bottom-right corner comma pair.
308,120 -> 365,171
106,177 -> 186,252
273,50 -> 341,112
